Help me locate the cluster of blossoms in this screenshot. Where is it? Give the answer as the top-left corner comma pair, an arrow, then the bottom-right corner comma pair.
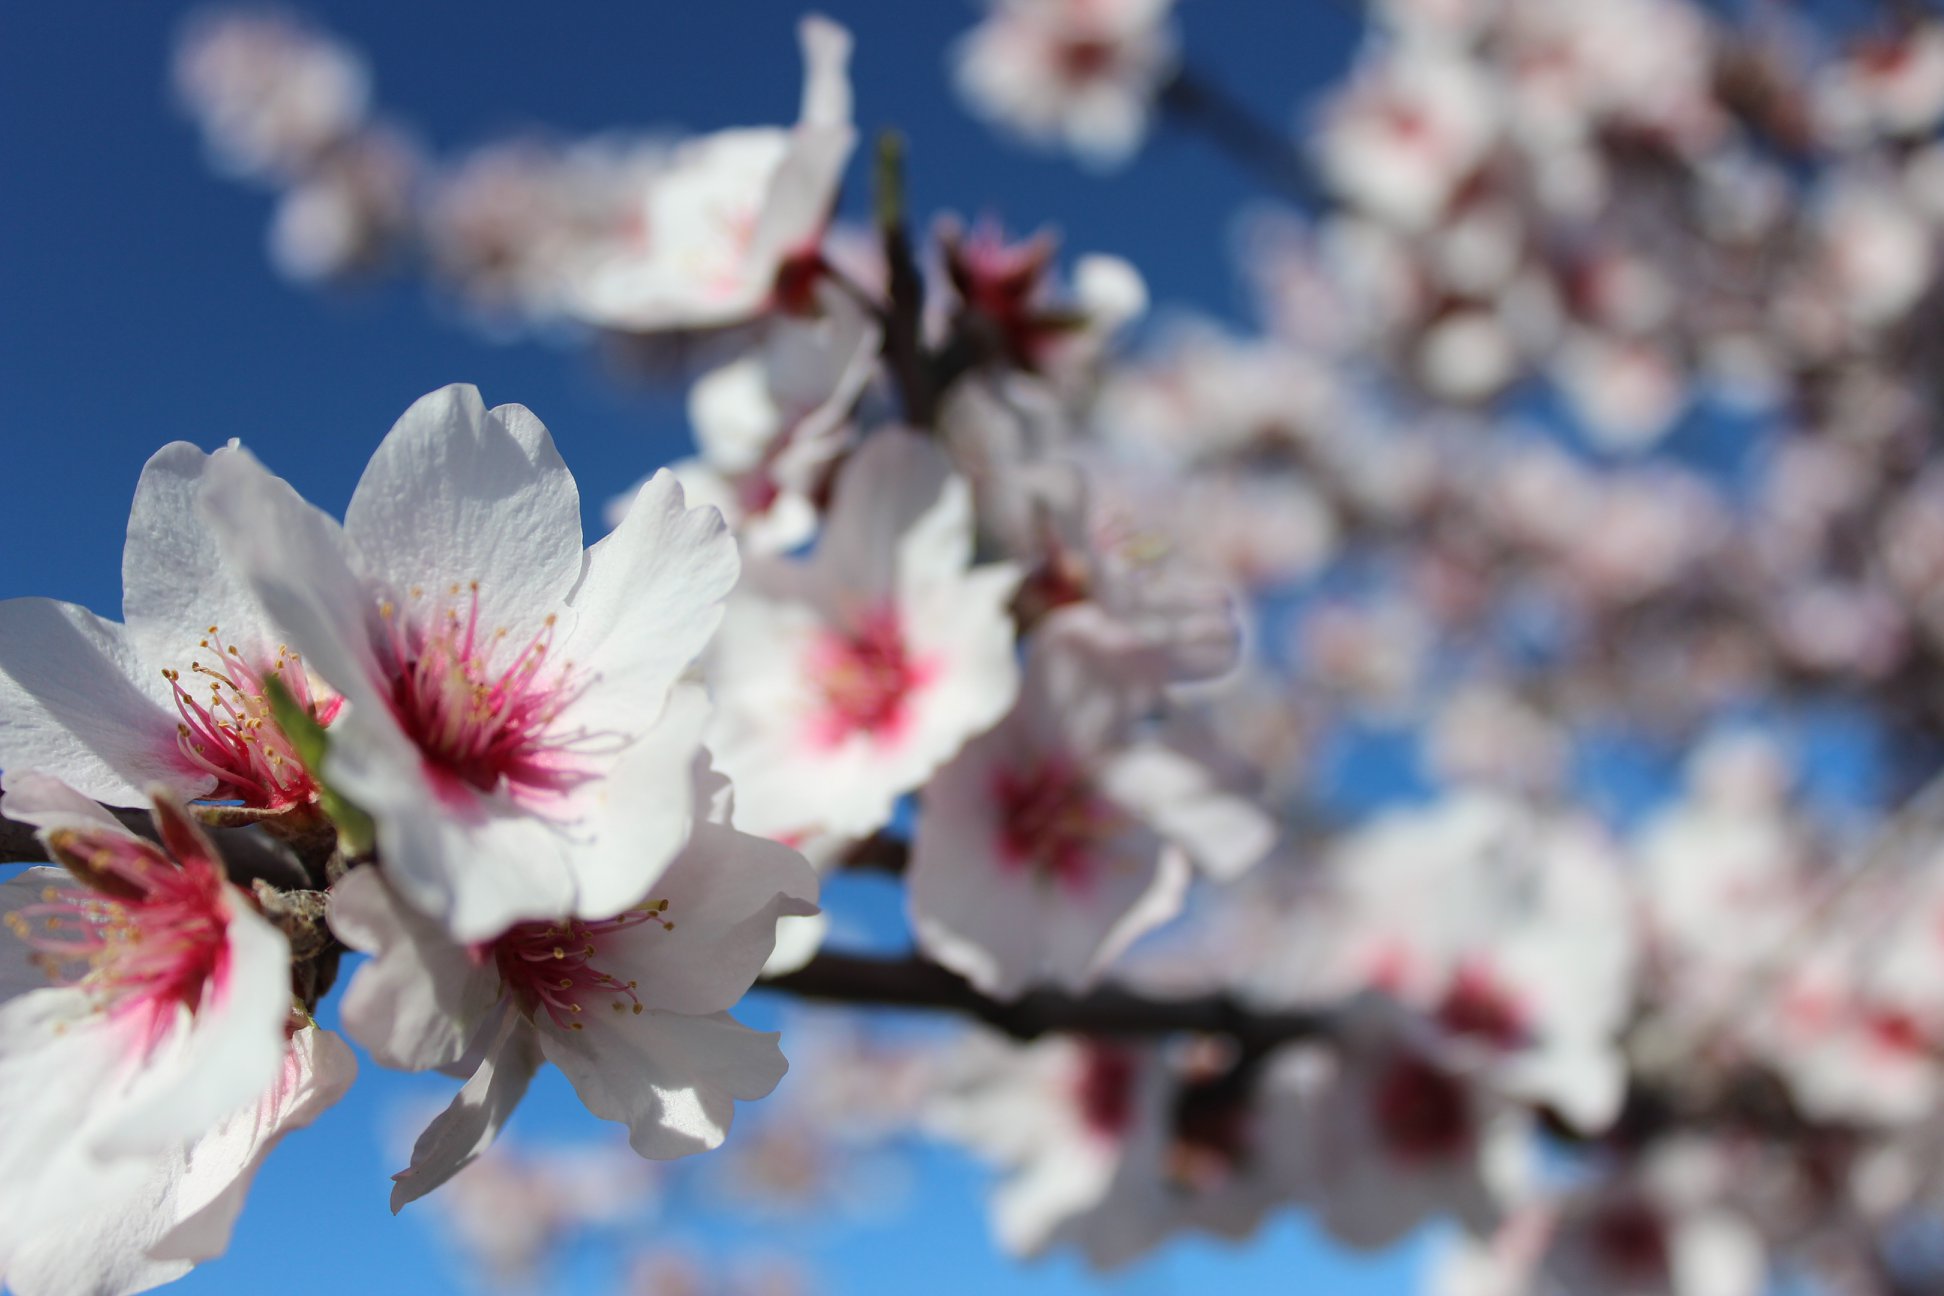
18,1 -> 1944,1293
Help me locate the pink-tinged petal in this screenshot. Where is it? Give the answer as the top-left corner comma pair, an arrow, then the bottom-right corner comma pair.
541,1010 -> 786,1159
597,821 -> 818,1017
1096,741 -> 1276,881
0,598 -> 194,805
329,866 -> 501,1071
0,769 -> 137,836
563,472 -> 739,730
151,1023 -> 358,1262
93,881 -> 293,1155
198,446 -> 390,717
345,386 -> 583,633
121,442 -> 280,675
389,1010 -> 543,1212
563,685 -> 712,923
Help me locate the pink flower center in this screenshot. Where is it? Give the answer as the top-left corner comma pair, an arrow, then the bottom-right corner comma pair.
164,625 -> 340,810
805,606 -> 933,746
492,902 -> 672,1031
1075,1043 -> 1138,1140
380,584 -> 594,807
6,828 -> 233,1056
1434,960 -> 1530,1050
1057,37 -> 1118,82
1372,1052 -> 1473,1164
993,755 -> 1123,892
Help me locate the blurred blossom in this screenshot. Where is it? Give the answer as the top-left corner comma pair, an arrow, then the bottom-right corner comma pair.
951,0 -> 1178,169
174,8 -> 370,181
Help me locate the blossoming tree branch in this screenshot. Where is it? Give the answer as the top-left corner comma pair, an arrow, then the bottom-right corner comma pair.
9,1 -> 1944,1293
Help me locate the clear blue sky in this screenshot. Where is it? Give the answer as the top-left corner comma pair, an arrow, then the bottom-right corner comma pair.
0,3 -> 1440,1292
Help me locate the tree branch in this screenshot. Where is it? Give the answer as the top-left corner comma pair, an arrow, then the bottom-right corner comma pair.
760,951 -> 1334,1052
1160,71 -> 1321,209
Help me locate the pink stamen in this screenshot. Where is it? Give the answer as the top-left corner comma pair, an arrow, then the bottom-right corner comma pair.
162,625 -> 339,809
804,606 -> 934,747
6,827 -> 234,1057
378,584 -> 597,807
491,903 -> 673,1031
992,754 -> 1122,893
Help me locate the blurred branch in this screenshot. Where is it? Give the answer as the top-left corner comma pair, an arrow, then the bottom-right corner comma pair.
761,951 -> 1334,1051
1159,70 -> 1321,208
875,131 -> 937,428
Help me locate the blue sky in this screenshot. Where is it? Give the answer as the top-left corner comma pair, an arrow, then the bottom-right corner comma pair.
0,3 -> 1445,1292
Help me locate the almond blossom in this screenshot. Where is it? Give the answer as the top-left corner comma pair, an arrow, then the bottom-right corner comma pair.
618,286 -> 881,556
908,610 -> 1273,998
0,441 -> 338,814
1245,793 -> 1636,1132
327,750 -> 817,1205
926,1031 -> 1306,1268
707,428 -> 1023,843
0,772 -> 352,1296
1297,1006 -> 1532,1252
952,0 -> 1179,170
199,383 -> 740,942
566,16 -> 854,334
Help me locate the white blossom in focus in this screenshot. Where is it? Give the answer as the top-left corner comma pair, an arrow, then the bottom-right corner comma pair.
200,384 -> 740,942
0,774 -> 353,1296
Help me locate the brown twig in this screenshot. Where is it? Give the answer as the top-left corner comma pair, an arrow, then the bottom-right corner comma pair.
760,951 -> 1335,1052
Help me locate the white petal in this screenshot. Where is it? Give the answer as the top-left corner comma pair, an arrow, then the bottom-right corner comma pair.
121,442 -> 279,675
329,866 -> 502,1071
795,14 -> 853,128
597,820 -> 818,1017
388,1010 -> 543,1212
813,429 -> 962,605
1098,741 -> 1276,881
562,473 -> 739,739
0,769 -> 138,836
344,386 -> 583,632
198,446 -> 389,717
542,1009 -> 785,1159
151,1024 -> 358,1262
0,989 -> 130,1283
0,599 -> 191,804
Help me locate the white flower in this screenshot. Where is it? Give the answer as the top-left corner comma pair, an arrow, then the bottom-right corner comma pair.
1314,41 -> 1501,231
953,0 -> 1179,169
0,773 -> 351,1295
908,611 -> 1272,998
173,10 -> 370,182
927,1032 -> 1306,1268
568,17 -> 855,333
200,384 -> 739,942
1298,1005 -> 1532,1251
708,428 -> 1023,842
0,441 -> 339,813
328,757 -> 817,1206
619,288 -> 881,556
1248,794 -> 1636,1133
